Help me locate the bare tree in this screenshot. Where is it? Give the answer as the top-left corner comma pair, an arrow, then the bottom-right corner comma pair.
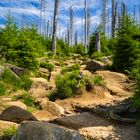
21,13 -> 25,28
39,0 -> 46,36
134,5 -> 136,21
95,32 -> 101,52
67,27 -> 70,46
102,0 -> 107,33
87,5 -> 90,48
84,0 -> 87,53
139,5 -> 140,25
81,16 -> 84,45
50,19 -> 53,38
121,1 -> 126,19
69,5 -> 74,46
111,0 -> 117,37
74,31 -> 78,46
52,0 -> 59,55
46,20 -> 50,38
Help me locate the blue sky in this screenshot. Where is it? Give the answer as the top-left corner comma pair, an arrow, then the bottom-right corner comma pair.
0,0 -> 140,41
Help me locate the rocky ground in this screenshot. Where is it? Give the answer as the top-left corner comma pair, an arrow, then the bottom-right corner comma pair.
0,56 -> 139,140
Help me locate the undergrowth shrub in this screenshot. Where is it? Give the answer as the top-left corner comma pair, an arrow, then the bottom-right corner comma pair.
20,75 -> 32,90
84,75 -> 104,91
93,75 -> 105,86
40,62 -> 55,71
61,64 -> 80,74
49,71 -> 85,101
2,126 -> 17,138
1,69 -> 21,88
91,52 -> 103,61
13,92 -> 36,108
0,69 -> 32,92
49,71 -> 105,101
0,83 -> 6,96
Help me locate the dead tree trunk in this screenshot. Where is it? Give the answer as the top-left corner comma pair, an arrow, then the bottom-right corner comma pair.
46,20 -> 49,38
52,0 -> 58,55
74,31 -> 78,46
111,0 -> 117,38
84,0 -> 87,53
102,0 -> 107,33
95,32 -> 101,52
121,1 -> 126,19
134,5 -> 136,21
39,0 -> 46,36
139,5 -> 140,25
67,28 -> 70,46
87,5 -> 90,48
70,6 -> 74,46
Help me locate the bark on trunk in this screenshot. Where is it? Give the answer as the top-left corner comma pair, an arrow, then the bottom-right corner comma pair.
95,32 -> 101,52
52,0 -> 58,55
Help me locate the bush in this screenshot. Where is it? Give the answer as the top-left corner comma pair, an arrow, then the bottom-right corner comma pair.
1,69 -> 21,88
40,62 -> 55,71
0,83 -> 6,96
0,69 -> 32,91
84,75 -> 104,91
88,27 -> 110,57
84,77 -> 95,91
49,71 -> 85,101
112,15 -> 140,73
61,64 -> 80,74
13,92 -> 36,108
72,44 -> 85,55
56,39 -> 70,56
91,52 -> 103,61
20,75 -> 32,90
2,126 -> 17,137
0,15 -> 45,70
132,60 -> 140,111
93,75 -> 105,86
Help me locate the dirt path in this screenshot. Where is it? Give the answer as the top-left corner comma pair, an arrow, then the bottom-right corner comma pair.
54,91 -> 139,140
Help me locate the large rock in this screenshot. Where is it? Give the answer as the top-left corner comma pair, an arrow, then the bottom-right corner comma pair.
5,101 -> 27,110
95,70 -> 134,96
85,60 -> 105,72
5,63 -> 25,76
11,121 -> 84,140
33,110 -> 56,121
40,100 -> 65,116
39,67 -> 50,78
0,106 -> 37,123
29,78 -> 55,98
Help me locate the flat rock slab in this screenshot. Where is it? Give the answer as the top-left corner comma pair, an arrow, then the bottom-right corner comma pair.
95,71 -> 134,97
53,112 -> 110,129
53,112 -> 139,140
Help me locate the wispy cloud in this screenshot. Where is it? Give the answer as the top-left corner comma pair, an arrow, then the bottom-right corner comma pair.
0,0 -> 140,40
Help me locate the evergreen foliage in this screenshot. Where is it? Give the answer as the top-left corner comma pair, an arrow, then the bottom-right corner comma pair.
40,62 -> 55,71
112,16 -> 140,73
0,14 -> 46,70
49,71 -> 85,101
88,27 -> 111,57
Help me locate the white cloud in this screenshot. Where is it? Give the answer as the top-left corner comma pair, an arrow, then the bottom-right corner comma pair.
0,0 -> 140,40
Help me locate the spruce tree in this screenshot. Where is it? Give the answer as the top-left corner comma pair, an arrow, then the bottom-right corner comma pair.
112,15 -> 140,73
